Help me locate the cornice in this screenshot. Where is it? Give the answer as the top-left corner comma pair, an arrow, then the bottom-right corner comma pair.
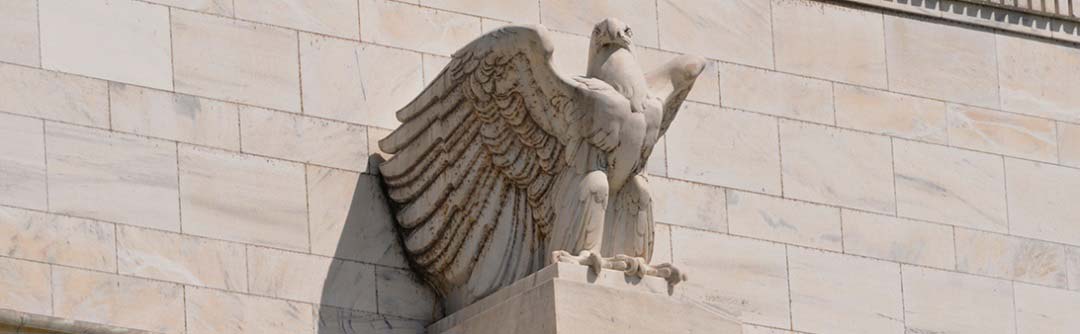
840,0 -> 1080,44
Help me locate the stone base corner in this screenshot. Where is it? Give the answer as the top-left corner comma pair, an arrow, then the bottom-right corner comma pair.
427,263 -> 743,334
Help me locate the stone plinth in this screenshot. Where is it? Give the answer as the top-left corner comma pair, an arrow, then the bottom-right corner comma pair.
427,263 -> 743,334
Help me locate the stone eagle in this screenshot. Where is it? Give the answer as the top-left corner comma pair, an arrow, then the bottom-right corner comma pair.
378,18 -> 705,311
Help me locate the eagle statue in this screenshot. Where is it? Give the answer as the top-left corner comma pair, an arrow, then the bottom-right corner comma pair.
377,18 -> 706,312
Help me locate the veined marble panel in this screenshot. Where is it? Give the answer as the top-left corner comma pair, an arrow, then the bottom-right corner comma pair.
39,0 -> 173,90
117,226 -> 247,291
0,0 -> 39,67
178,145 -> 308,250
172,10 -> 300,113
247,246 -> 377,312
902,266 -> 1015,334
235,0 -> 359,39
955,228 -> 1068,288
0,113 -> 46,210
186,287 -> 313,334
666,104 -> 781,194
0,64 -> 108,127
46,123 -> 180,232
893,140 -> 1008,232
300,35 -> 423,129
110,83 -> 241,151
841,210 -> 955,269
0,257 -> 51,316
0,206 -> 116,272
728,190 -> 842,251
52,267 -> 185,334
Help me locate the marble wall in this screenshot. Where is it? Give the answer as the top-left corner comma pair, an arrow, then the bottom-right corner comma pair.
1,0 -> 1080,333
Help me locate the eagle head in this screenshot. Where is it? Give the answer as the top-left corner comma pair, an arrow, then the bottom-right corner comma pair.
591,18 -> 633,49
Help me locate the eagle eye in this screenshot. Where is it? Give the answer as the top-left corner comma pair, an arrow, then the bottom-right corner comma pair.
624,27 -> 633,38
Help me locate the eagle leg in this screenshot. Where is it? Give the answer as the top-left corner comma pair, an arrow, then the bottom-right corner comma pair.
552,252 -> 687,285
551,250 -> 606,275
606,256 -> 688,285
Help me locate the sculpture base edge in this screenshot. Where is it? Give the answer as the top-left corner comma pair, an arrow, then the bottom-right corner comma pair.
427,262 -> 743,334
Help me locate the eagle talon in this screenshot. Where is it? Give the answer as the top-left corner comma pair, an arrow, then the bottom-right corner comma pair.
651,262 -> 688,285
551,250 -> 605,275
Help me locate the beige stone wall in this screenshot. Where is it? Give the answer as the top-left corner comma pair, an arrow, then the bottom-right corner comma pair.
1,0 -> 1080,333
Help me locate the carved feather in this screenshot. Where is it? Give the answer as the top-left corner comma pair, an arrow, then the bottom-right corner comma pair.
377,25 -> 616,297
645,54 -> 707,138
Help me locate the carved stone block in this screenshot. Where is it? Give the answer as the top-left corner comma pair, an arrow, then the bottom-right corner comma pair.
428,263 -> 743,334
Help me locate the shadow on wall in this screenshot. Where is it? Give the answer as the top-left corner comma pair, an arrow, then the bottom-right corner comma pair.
317,154 -> 443,334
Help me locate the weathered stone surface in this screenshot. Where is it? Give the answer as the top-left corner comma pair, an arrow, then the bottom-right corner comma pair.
772,0 -> 887,88
358,0 -> 481,56
240,106 -> 368,171
0,0 -> 39,67
540,0 -> 658,47
728,190 -> 841,251
666,104 -> 781,194
430,263 -> 743,334
186,287 -> 313,334
1070,247 -> 1080,291
235,0 -> 359,39
955,228 -> 1067,288
742,325 -> 793,334
893,140 -> 1008,232
0,113 -> 46,210
425,0 -> 540,24
376,267 -> 439,321
307,168 -> 407,267
0,257 -> 51,316
0,63 -> 108,127
1014,283 -> 1080,334
997,32 -> 1080,122
657,0 -> 772,67
46,123 -> 180,232
947,104 -> 1057,162
902,266 -> 1016,334
0,207 -> 116,272
248,246 -> 378,312
841,210 -> 955,269
884,15 -> 999,108
110,83 -> 241,150
117,226 -> 247,291
300,35 -> 423,129
788,247 -> 903,334
39,0 -> 172,90
649,177 -> 726,232
315,307 -> 427,334
718,63 -> 834,124
53,267 -> 185,334
172,10 -> 300,113
779,120 -> 895,213
1058,122 -> 1080,168
834,84 -> 947,143
1005,158 -> 1080,246
144,0 -> 233,15
652,223 -> 673,264
673,229 -> 790,328
178,145 -> 308,250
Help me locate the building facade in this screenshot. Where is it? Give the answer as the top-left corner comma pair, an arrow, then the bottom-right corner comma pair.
1,0 -> 1079,333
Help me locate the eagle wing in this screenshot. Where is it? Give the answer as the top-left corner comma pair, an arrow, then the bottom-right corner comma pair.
378,25 -> 616,297
646,54 -> 707,138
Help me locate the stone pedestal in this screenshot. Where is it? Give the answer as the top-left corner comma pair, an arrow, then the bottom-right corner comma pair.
427,263 -> 743,334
